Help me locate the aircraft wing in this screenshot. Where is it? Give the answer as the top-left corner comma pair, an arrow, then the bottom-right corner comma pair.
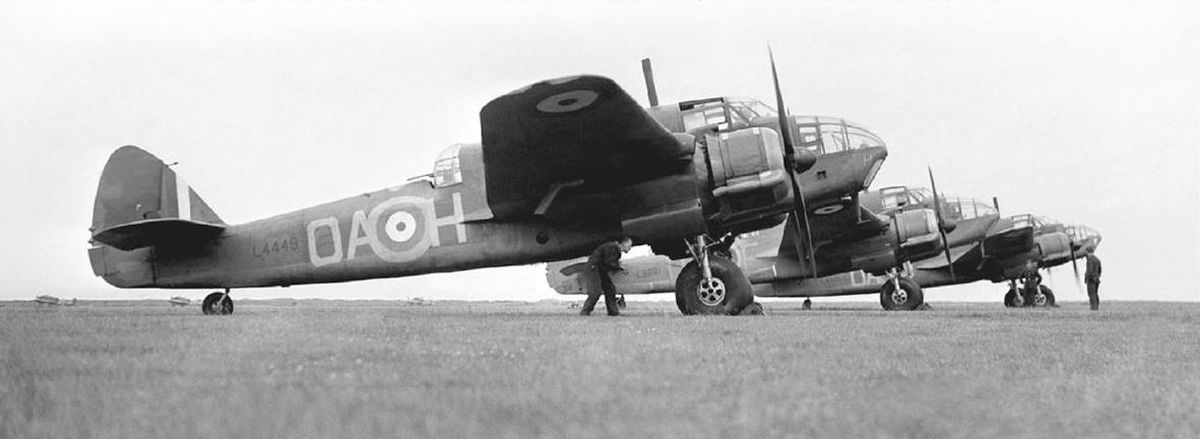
479,75 -> 692,219
780,200 -> 887,257
912,243 -> 977,269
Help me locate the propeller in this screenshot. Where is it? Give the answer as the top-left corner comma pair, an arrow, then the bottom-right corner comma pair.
1070,241 -> 1083,294
927,166 -> 955,281
769,48 -> 819,278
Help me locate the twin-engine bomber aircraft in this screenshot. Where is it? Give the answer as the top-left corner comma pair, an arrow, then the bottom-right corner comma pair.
88,66 -> 882,315
550,185 -> 1100,310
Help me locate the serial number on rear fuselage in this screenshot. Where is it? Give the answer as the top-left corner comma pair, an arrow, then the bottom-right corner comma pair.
252,235 -> 301,258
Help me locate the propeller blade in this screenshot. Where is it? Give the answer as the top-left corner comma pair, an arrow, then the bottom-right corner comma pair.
769,47 -> 817,278
928,166 -> 955,281
1071,246 -> 1083,294
769,48 -> 797,156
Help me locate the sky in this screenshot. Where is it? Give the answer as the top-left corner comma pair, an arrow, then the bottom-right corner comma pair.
1,0 -> 1196,303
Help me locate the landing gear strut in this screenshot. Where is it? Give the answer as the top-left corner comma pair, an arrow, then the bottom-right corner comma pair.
879,262 -> 924,311
202,288 -> 234,315
674,235 -> 754,315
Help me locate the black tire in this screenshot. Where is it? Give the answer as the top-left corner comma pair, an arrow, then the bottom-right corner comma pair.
616,296 -> 627,309
879,278 -> 924,311
202,292 -> 233,315
674,255 -> 754,315
1004,287 -> 1024,308
1037,285 -> 1056,307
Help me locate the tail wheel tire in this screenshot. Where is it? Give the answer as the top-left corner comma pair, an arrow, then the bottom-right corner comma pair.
880,278 -> 924,311
202,292 -> 233,315
1004,288 -> 1025,308
674,255 -> 754,315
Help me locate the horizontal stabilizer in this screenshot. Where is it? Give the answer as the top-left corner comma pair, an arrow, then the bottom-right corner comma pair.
92,218 -> 225,250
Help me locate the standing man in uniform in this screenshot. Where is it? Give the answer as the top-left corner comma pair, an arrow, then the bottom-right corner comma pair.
580,236 -> 633,316
1085,248 -> 1102,310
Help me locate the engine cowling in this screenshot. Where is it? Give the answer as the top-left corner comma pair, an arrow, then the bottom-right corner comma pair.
697,127 -> 794,235
894,208 -> 939,247
1035,231 -> 1072,262
623,128 -> 793,255
844,208 -> 942,275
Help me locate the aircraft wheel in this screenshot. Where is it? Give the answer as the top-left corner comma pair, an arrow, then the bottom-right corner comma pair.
616,295 -> 627,309
1032,289 -> 1048,307
1038,285 -> 1056,307
202,292 -> 233,315
880,278 -> 923,311
674,255 -> 754,315
1004,287 -> 1025,308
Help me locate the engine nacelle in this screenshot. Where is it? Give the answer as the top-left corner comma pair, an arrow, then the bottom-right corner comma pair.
849,208 -> 941,274
623,128 -> 793,259
894,208 -> 939,247
697,128 -> 794,235
1035,231 -> 1072,261
622,128 -> 792,253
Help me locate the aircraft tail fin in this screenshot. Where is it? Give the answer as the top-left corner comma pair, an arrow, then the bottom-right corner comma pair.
90,146 -> 226,250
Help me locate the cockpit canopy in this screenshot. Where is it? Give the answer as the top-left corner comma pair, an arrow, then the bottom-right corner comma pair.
662,97 -> 887,155
942,195 -> 1000,220
790,114 -> 886,155
879,187 -> 997,220
1065,224 -> 1101,243
1009,214 -> 1059,230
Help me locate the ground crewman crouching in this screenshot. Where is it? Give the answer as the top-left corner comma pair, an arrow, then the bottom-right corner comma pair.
580,236 -> 633,316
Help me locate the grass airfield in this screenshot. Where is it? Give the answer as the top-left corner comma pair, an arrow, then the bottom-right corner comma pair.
2,300 -> 1198,438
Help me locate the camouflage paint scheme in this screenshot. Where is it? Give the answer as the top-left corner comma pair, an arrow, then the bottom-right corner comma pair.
88,76 -> 887,295
549,185 -> 1099,299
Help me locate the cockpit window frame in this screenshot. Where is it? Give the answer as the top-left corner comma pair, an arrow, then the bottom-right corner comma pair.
433,144 -> 464,188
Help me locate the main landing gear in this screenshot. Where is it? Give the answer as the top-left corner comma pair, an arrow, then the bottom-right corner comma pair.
202,288 -> 234,315
674,235 -> 755,315
880,262 -> 925,311
1003,273 -> 1056,308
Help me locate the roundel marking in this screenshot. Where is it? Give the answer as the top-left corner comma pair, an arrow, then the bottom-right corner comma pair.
384,210 -> 418,243
366,196 -> 434,263
535,90 -> 600,113
814,204 -> 845,215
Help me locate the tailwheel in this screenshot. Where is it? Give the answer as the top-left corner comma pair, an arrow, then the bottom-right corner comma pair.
202,290 -> 234,315
880,277 -> 924,311
616,295 -> 627,309
675,254 -> 754,315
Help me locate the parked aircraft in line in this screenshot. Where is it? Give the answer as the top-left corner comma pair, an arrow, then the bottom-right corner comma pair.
549,184 -> 1100,309
168,296 -> 191,307
88,58 -> 898,315
994,216 -> 1102,307
34,295 -> 77,306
